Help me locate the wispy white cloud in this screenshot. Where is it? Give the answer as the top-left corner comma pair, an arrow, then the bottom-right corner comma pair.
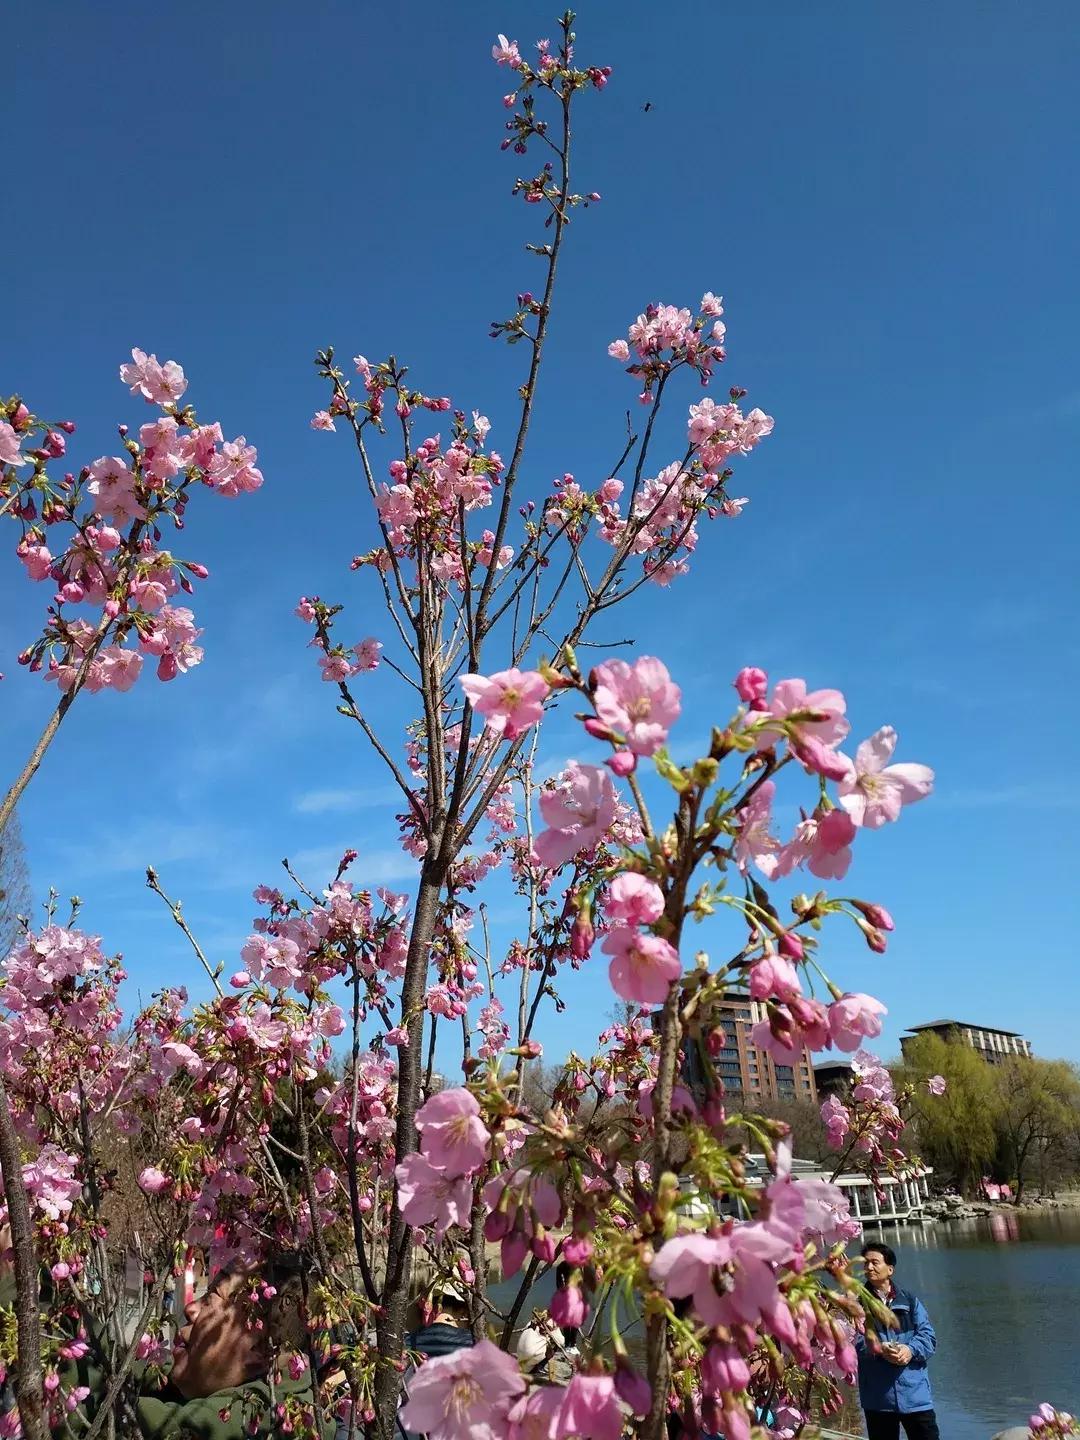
55,821 -> 229,880
935,781 -> 1079,812
293,785 -> 400,815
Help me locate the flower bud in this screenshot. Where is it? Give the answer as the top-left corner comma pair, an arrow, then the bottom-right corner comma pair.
856,918 -> 888,953
583,715 -> 617,742
570,910 -> 594,960
733,666 -> 768,704
853,900 -> 895,932
771,930 -> 801,964
605,749 -> 636,776
562,1236 -> 593,1264
531,1228 -> 556,1263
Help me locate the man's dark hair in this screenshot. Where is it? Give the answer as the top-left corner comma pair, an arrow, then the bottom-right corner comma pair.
554,1261 -> 573,1289
861,1241 -> 897,1267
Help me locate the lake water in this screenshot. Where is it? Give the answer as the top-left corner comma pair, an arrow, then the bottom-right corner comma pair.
862,1209 -> 1080,1440
492,1208 -> 1080,1439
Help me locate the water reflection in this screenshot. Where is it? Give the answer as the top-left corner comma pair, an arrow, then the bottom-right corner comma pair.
988,1212 -> 1020,1244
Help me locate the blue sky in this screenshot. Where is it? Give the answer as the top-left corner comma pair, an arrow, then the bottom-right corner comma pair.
7,1 -> 1079,1068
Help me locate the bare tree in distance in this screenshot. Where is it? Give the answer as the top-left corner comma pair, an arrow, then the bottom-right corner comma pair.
0,809 -> 32,957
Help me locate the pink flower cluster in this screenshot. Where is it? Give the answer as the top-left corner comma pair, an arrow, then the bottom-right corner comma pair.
5,359 -> 262,696
368,426 -> 503,576
460,667 -> 550,739
649,1162 -> 860,1439
820,1051 -> 906,1165
600,874 -> 681,1005
395,1088 -> 491,1239
608,295 -> 729,400
1030,1405 -> 1080,1440
533,761 -> 618,869
482,1167 -> 563,1277
14,1144 -> 82,1223
402,1339 -> 641,1440
734,671 -> 933,884
589,655 -> 681,767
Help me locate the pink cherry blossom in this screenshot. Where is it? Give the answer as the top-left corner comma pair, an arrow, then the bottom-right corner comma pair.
734,780 -> 782,878
139,416 -> 185,481
748,952 -> 802,1004
791,732 -> 852,782
400,1338 -> 524,1440
18,542 -> 53,581
415,1087 -> 490,1177
838,726 -> 934,828
459,668 -> 550,739
752,997 -> 831,1063
828,993 -> 887,1052
1,420 -> 27,467
821,1093 -> 852,1148
607,339 -> 630,361
713,1222 -> 797,1333
927,1074 -> 947,1096
701,1341 -> 750,1395
778,808 -> 857,881
320,653 -> 351,683
241,933 -> 303,990
207,436 -> 263,497
491,34 -> 523,68
734,665 -> 768,706
96,645 -> 143,693
605,873 -> 664,927
506,1386 -> 564,1440
311,410 -> 336,431
533,762 -> 617,869
757,678 -> 849,751
557,1374 -> 624,1440
650,1232 -> 732,1309
549,1281 -> 587,1330
137,1166 -> 169,1195
602,926 -> 681,1005
19,1146 -> 81,1219
395,1153 -> 472,1240
87,455 -> 144,525
766,1172 -> 859,1250
591,656 -> 681,756
353,637 -> 382,672
119,348 -> 188,405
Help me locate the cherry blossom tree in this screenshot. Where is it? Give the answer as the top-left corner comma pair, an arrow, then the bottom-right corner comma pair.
0,13 -> 1014,1440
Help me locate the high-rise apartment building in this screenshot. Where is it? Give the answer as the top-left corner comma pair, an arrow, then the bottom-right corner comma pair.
699,991 -> 817,1104
899,1019 -> 1033,1065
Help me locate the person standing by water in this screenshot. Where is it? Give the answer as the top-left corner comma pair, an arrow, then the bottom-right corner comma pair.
857,1241 -> 940,1440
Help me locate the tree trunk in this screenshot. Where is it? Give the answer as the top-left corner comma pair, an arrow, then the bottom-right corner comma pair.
0,1080 -> 46,1440
368,867 -> 443,1440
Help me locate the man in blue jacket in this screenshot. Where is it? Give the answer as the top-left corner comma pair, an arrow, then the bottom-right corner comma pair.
857,1241 -> 940,1440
